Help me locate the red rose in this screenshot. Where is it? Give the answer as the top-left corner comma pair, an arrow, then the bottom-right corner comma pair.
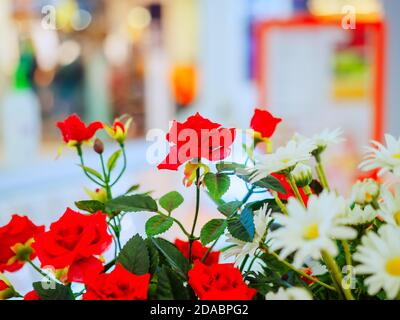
188,261 -> 256,300
0,215 -> 44,273
250,108 -> 281,139
174,239 -> 219,266
56,114 -> 103,146
83,264 -> 150,300
157,113 -> 236,170
272,173 -> 309,205
33,208 -> 112,283
24,290 -> 40,300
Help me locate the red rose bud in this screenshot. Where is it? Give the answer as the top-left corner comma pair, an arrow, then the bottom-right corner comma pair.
0,215 -> 44,273
104,117 -> 132,145
33,208 -> 112,283
250,108 -> 282,142
56,114 -> 103,147
175,239 -> 220,266
157,112 -> 236,171
83,264 -> 150,300
188,261 -> 256,300
24,290 -> 40,300
93,139 -> 104,154
0,275 -> 16,300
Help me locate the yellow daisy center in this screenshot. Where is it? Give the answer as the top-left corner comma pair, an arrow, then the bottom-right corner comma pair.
303,224 -> 319,240
392,153 -> 400,159
385,257 -> 400,276
394,211 -> 400,226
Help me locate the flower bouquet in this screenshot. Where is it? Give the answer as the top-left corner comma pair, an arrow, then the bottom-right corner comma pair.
1,109 -> 400,301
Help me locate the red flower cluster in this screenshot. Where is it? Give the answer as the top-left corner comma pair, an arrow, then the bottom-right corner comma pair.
0,215 -> 44,273
175,239 -> 220,266
83,264 -> 150,300
188,261 -> 256,300
158,113 -> 236,170
56,114 -> 103,146
24,290 -> 40,300
33,208 -> 112,283
250,109 -> 281,139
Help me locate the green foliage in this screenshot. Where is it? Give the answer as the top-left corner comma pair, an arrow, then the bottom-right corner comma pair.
33,282 -> 74,300
78,165 -> 103,181
200,219 -> 227,245
75,200 -> 105,213
106,194 -> 158,213
227,208 -> 255,242
204,172 -> 230,200
145,215 -> 174,236
159,191 -> 184,214
156,265 -> 190,300
107,149 -> 122,173
117,234 -> 149,275
217,201 -> 242,217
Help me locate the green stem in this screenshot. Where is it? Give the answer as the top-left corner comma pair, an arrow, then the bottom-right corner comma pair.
239,254 -> 250,272
189,168 -> 201,263
201,238 -> 219,263
342,240 -> 352,267
272,191 -> 288,215
27,260 -> 53,280
303,185 -> 312,196
110,145 -> 127,187
99,153 -> 112,200
315,155 -> 330,192
259,246 -> 336,292
321,250 -> 354,300
103,258 -> 116,272
76,145 -> 105,187
158,210 -> 191,238
287,172 -> 306,207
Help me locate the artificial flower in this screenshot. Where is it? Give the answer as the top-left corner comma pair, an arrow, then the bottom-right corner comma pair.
379,186 -> 400,227
268,192 -> 356,267
294,128 -> 344,156
84,187 -> 108,203
157,113 -> 236,171
188,261 -> 256,300
56,114 -> 103,147
175,239 -> 219,266
350,178 -> 380,207
354,225 -> 400,299
0,215 -> 44,273
336,204 -> 377,226
359,134 -> 400,177
83,264 -> 150,300
250,108 -> 282,140
291,163 -> 313,188
24,290 -> 40,300
104,116 -> 132,145
265,287 -> 312,300
224,204 -> 272,264
250,138 -> 316,183
33,208 -> 112,283
0,274 -> 16,300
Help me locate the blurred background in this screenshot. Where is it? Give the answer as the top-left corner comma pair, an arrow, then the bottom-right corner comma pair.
0,0 -> 399,291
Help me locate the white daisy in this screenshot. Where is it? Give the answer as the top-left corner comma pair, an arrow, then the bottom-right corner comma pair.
350,179 -> 380,206
266,287 -> 313,300
268,191 -> 356,267
249,138 -> 316,183
359,134 -> 400,177
380,186 -> 400,227
294,128 -> 344,154
304,258 -> 328,276
336,204 -> 377,226
224,204 -> 272,265
354,224 -> 400,299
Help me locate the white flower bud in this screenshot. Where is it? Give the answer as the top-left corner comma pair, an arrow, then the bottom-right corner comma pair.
292,163 -> 313,187
350,179 -> 380,206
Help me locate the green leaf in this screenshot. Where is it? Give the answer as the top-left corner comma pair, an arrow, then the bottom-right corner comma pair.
156,265 -> 190,300
254,175 -> 287,194
159,191 -> 184,213
227,208 -> 255,242
204,172 -> 230,200
106,194 -> 158,213
78,165 -> 103,181
145,215 -> 174,236
33,282 -> 74,300
217,201 -> 242,217
117,234 -> 149,275
75,200 -> 105,213
200,219 -> 227,245
151,238 -> 189,279
145,238 -> 159,275
125,184 -> 140,194
216,162 -> 246,174
107,149 -> 122,173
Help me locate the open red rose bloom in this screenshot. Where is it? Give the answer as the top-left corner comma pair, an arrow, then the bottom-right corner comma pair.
175,239 -> 220,266
250,108 -> 282,139
33,208 -> 112,283
56,114 -> 103,145
157,112 -> 236,170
